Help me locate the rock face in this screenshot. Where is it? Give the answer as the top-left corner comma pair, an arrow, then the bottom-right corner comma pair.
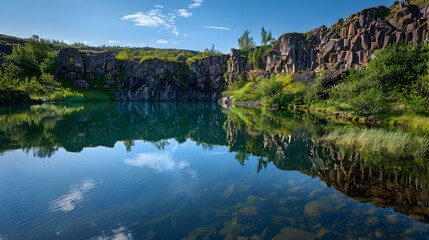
264,2 -> 429,74
55,49 -> 229,101
227,49 -> 251,83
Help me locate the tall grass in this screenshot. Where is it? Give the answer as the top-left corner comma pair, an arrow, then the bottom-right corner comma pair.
321,128 -> 429,159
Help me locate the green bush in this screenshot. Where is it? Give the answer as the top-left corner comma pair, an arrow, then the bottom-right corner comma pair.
331,69 -> 388,116
304,74 -> 327,104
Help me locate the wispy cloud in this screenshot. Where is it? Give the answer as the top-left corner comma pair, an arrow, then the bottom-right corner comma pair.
107,40 -> 120,44
122,3 -> 200,36
203,26 -> 230,31
156,39 -> 169,44
189,0 -> 204,9
177,9 -> 193,18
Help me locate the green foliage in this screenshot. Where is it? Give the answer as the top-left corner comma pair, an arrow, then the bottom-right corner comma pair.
331,69 -> 388,116
238,30 -> 256,51
203,44 -> 222,54
304,74 -> 327,104
224,73 -> 305,108
308,43 -> 429,117
116,48 -> 132,61
261,27 -> 274,46
116,47 -> 197,62
248,45 -> 271,69
0,41 -> 61,102
367,43 -> 428,95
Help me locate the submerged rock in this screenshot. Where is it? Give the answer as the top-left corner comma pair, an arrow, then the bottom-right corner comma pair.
272,227 -> 316,240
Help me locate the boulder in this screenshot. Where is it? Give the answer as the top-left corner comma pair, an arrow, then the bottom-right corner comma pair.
74,79 -> 89,89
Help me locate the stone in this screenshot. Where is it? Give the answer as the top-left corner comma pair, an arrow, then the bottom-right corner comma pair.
74,79 -> 89,89
272,227 -> 316,240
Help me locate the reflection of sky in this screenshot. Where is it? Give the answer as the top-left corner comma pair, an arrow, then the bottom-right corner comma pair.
90,226 -> 134,240
49,179 -> 96,213
124,152 -> 189,172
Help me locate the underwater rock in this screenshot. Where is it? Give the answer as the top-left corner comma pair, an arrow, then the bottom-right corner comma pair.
223,184 -> 235,199
272,227 -> 316,240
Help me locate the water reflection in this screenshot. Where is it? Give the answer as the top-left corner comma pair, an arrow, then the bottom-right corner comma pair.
90,226 -> 134,240
49,178 -> 97,213
0,103 -> 428,239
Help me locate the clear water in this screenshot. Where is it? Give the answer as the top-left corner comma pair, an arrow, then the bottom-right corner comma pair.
0,103 -> 428,240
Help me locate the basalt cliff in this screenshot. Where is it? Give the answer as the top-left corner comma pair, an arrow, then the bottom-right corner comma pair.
11,1 -> 429,101
230,1 -> 429,82
55,48 -> 229,101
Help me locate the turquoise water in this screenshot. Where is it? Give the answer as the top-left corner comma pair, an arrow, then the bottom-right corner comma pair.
0,103 -> 428,239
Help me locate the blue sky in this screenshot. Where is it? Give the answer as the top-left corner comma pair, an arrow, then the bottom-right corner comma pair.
1,0 -> 395,52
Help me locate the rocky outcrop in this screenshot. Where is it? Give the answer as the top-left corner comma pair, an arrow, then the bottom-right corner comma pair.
227,49 -> 251,83
55,49 -> 229,101
264,2 -> 429,74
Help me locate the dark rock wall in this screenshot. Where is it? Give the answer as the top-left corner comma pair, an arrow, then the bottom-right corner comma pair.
265,3 -> 429,74
55,49 -> 229,101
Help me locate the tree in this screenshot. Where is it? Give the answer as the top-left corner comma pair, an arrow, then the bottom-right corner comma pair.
204,44 -> 221,54
261,27 -> 274,46
261,27 -> 268,46
238,30 -> 255,51
267,30 -> 274,44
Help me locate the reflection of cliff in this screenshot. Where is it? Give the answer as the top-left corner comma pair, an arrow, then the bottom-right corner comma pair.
309,143 -> 429,223
223,107 -> 429,223
0,105 -> 83,157
0,103 -> 227,154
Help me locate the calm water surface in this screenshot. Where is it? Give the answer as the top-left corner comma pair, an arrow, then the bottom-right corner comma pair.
0,103 -> 428,240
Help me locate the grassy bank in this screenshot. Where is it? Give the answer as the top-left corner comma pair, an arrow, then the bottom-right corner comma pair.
321,128 -> 429,160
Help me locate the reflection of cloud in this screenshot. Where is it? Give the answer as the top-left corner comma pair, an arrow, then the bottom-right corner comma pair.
49,179 -> 95,213
206,151 -> 226,155
90,226 -> 133,240
124,153 -> 189,173
186,169 -> 198,179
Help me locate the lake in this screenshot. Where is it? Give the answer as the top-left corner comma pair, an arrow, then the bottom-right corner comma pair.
0,103 -> 428,240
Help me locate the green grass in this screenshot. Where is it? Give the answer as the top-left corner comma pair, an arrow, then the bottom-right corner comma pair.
321,128 -> 429,159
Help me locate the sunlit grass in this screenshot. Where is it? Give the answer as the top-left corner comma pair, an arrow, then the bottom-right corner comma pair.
322,128 -> 429,159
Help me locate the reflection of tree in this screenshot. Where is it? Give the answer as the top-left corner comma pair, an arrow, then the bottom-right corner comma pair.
0,102 -> 227,155
152,140 -> 170,151
123,140 -> 135,153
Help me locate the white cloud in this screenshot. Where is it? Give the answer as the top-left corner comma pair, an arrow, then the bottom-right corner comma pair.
156,39 -> 169,44
172,26 -> 179,36
203,26 -> 230,31
177,9 -> 193,18
108,40 -> 120,44
184,33 -> 188,37
81,40 -> 92,44
49,179 -> 96,213
121,9 -> 169,27
122,4 -> 197,36
189,0 -> 204,9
